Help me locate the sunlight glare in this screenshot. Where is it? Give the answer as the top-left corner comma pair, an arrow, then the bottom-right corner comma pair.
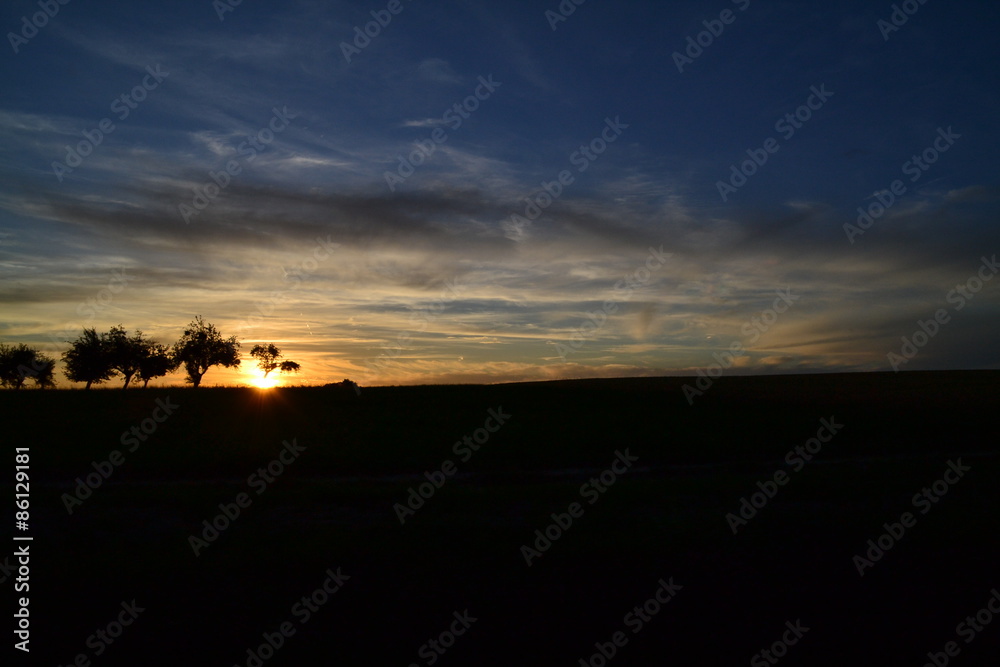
250,373 -> 279,389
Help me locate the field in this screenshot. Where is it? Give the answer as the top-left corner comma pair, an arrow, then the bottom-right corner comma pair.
3,371 -> 998,665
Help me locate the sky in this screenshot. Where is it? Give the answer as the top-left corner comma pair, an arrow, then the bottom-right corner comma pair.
1,0 -> 999,388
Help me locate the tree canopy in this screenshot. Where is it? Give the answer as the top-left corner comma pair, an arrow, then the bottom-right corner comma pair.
0,343 -> 55,389
62,328 -> 116,390
137,342 -> 178,388
4,318 -> 317,389
250,343 -> 301,378
106,325 -> 148,389
172,316 -> 241,388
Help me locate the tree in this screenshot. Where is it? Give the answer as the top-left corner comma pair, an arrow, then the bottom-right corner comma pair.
0,343 -> 27,389
172,316 -> 241,388
0,343 -> 55,389
137,342 -> 178,388
106,325 -> 148,389
30,354 -> 56,389
62,328 -> 116,389
249,343 -> 301,379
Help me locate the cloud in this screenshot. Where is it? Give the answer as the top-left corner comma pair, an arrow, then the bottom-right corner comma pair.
416,58 -> 463,85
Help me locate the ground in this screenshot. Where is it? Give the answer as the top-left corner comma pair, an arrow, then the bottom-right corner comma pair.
2,371 -> 998,665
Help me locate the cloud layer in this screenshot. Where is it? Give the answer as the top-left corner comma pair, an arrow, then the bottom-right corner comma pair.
2,0 -> 998,387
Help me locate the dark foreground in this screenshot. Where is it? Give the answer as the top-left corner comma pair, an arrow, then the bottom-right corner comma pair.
2,371 -> 998,665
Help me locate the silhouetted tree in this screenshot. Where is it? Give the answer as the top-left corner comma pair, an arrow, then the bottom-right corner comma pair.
107,325 -> 149,389
0,343 -> 55,389
32,356 -> 56,388
249,343 -> 300,378
325,378 -> 360,396
172,316 -> 241,388
137,342 -> 178,388
62,328 -> 116,389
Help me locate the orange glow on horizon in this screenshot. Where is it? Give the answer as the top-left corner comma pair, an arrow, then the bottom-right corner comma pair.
248,370 -> 279,389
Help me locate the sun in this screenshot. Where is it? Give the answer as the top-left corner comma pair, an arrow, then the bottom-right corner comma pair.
250,373 -> 279,389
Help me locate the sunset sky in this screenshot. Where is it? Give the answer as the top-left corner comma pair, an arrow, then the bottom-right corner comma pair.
2,0 -> 999,388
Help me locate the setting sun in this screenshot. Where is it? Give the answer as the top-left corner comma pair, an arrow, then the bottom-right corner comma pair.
249,373 -> 279,389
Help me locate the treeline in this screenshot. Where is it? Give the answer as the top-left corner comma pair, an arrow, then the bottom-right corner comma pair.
0,316 -> 299,389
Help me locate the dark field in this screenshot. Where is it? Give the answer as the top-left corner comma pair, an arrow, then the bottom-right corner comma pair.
3,371 -> 998,665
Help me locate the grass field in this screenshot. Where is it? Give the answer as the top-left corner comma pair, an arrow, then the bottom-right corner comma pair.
3,371 -> 998,665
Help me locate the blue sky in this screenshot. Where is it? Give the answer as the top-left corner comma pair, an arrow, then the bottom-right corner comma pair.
2,0 -> 999,387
